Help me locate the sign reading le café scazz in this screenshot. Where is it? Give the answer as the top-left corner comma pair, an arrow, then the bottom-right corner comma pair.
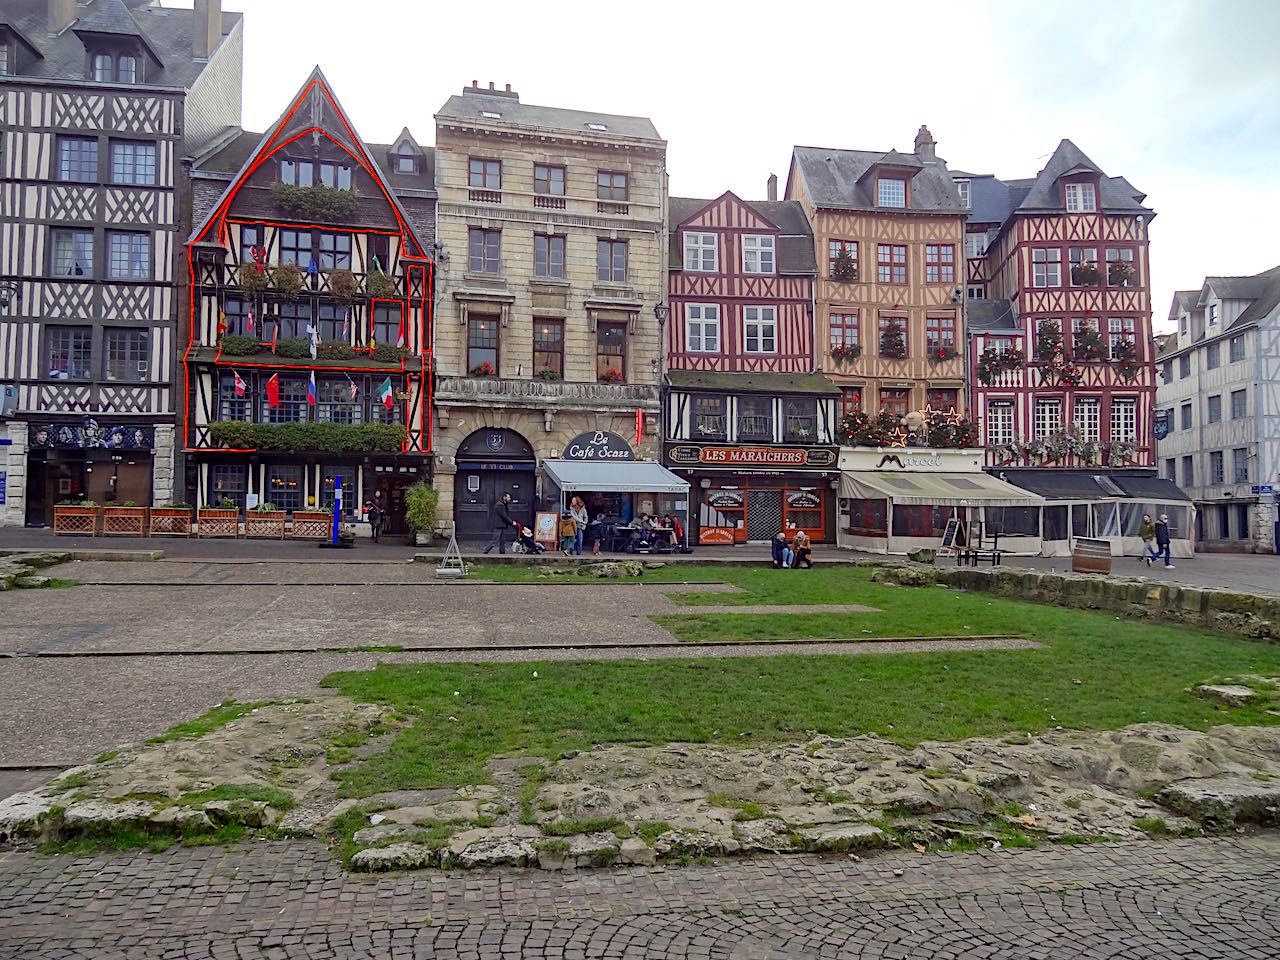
666,443 -> 838,469
562,431 -> 635,461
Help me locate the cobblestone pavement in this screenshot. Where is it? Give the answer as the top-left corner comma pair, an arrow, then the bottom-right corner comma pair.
1,835 -> 1277,958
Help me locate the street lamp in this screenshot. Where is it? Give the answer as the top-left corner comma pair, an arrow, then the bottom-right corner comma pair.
0,280 -> 19,312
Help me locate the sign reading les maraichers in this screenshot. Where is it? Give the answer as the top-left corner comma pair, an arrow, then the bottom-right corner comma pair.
668,444 -> 837,469
562,431 -> 635,461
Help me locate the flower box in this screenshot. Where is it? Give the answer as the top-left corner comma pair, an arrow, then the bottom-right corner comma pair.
101,506 -> 148,537
245,510 -> 286,539
198,508 -> 240,538
52,504 -> 98,536
291,510 -> 332,540
149,507 -> 193,537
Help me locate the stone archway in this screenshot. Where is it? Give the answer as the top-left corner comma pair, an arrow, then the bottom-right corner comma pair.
452,427 -> 537,540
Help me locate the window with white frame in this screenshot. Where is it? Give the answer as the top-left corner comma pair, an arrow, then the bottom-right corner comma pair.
1229,334 -> 1245,362
1032,248 -> 1061,287
1110,398 -> 1137,441
683,232 -> 717,272
1108,317 -> 1135,358
742,236 -> 775,274
1065,182 -> 1097,212
1034,398 -> 1062,439
877,178 -> 906,207
1233,448 -> 1249,484
1231,389 -> 1247,419
829,312 -> 860,349
964,232 -> 987,259
955,179 -> 971,208
743,306 -> 777,353
986,401 -> 1014,447
684,304 -> 721,353
1073,397 -> 1100,441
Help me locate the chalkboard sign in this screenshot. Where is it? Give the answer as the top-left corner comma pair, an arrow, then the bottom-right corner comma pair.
534,511 -> 559,547
940,517 -> 961,550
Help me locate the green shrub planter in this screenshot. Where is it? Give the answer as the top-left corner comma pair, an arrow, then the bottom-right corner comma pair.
208,421 -> 407,454
271,182 -> 359,220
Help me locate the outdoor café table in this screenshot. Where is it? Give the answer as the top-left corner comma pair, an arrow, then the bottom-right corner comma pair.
651,525 -> 675,552
613,523 -> 639,552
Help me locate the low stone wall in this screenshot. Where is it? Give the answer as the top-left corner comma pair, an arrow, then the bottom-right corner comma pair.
0,551 -> 71,590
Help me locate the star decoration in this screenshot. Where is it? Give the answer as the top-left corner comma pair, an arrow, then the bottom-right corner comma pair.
945,409 -> 964,426
921,403 -> 937,420
889,427 -> 910,448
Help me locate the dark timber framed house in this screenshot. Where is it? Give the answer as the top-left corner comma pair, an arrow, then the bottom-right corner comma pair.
0,0 -> 242,527
182,68 -> 435,534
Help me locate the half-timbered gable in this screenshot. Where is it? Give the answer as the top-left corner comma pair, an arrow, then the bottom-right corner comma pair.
180,68 -> 436,528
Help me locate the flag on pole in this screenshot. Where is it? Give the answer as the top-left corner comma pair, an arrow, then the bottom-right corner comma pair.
341,308 -> 349,339
307,371 -> 317,406
233,370 -> 246,398
248,303 -> 256,334
306,323 -> 318,360
372,255 -> 383,274
307,256 -> 318,278
216,308 -> 228,338
379,376 -> 394,411
265,373 -> 280,408
635,408 -> 644,447
347,375 -> 359,401
396,324 -> 405,348
270,322 -> 278,355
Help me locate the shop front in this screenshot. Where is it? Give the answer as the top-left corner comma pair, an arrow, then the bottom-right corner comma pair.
664,443 -> 839,545
25,421 -> 157,527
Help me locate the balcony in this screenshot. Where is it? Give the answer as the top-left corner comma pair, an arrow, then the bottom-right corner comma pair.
737,415 -> 773,443
597,201 -> 630,215
692,415 -> 726,441
435,376 -> 659,411
534,195 -> 567,210
469,189 -> 502,204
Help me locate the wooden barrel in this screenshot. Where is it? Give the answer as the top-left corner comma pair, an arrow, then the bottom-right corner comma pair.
1071,537 -> 1112,575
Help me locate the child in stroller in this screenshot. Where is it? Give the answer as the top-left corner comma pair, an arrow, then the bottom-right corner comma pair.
512,524 -> 546,554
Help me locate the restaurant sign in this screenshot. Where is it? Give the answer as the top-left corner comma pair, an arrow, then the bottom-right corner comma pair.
667,444 -> 837,469
562,430 -> 635,461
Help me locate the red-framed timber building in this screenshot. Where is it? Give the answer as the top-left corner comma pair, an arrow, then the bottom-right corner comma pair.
182,68 -> 435,532
664,188 -> 840,545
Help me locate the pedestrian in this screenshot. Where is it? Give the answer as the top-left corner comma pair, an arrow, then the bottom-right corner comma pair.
1153,513 -> 1175,569
771,531 -> 793,569
793,529 -> 813,569
1139,513 -> 1156,566
569,496 -> 589,556
365,499 -> 384,543
559,511 -> 577,555
482,492 -> 517,555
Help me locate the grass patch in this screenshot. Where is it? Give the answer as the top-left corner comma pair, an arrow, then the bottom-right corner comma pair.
516,763 -> 549,825
708,794 -> 767,821
635,821 -> 671,845
145,701 -> 274,745
177,783 -> 295,811
534,837 -> 570,853
541,817 -> 622,837
92,751 -> 119,764
1134,816 -> 1173,837
47,770 -> 95,796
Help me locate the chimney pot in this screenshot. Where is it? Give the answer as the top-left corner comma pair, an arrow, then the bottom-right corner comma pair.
471,80 -> 478,88
914,124 -> 937,163
48,0 -> 76,34
766,173 -> 778,202
488,82 -> 495,90
505,84 -> 511,92
192,0 -> 222,60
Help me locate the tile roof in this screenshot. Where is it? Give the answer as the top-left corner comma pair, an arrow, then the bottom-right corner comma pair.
789,145 -> 966,214
667,195 -> 816,276
436,88 -> 663,143
666,369 -> 839,395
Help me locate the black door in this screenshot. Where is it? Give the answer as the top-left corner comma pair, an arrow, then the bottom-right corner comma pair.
456,469 -> 535,539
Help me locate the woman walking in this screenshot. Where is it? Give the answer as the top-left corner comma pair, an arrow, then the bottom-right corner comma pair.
569,496 -> 589,556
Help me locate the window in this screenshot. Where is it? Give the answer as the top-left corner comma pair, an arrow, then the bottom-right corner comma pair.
210,465 -> 247,511
321,467 -> 356,513
279,158 -> 314,187
318,162 -> 352,190
107,231 -> 151,280
1105,248 -> 1135,286
1070,317 -> 1101,360
742,236 -> 775,275
45,326 -> 91,380
1065,182 -> 1096,212
372,302 -> 402,347
110,140 -> 156,185
925,314 -> 955,352
273,302 -> 310,340
987,401 -> 1014,447
596,171 -> 627,201
596,239 -> 627,282
955,179 -> 971,208
1236,503 -> 1250,540
315,232 -> 351,271
880,388 -> 910,417
737,396 -> 773,441
684,232 -> 718,272
967,285 -> 985,300
103,328 -> 148,382
1226,334 -> 1245,363
1207,394 -> 1222,424
878,178 -> 906,207
51,229 -> 94,277
964,233 -> 987,259
928,388 -> 959,412
266,465 -> 303,512
878,314 -> 908,358
534,164 -> 565,196
90,52 -> 113,81
1068,247 -> 1099,286
57,137 -> 98,181
394,151 -> 416,174
467,316 -> 499,373
1032,248 -> 1061,287
586,122 -> 608,131
240,224 -> 263,265
1034,398 -> 1062,439
1231,389 -> 1247,419
596,322 -> 626,381
315,302 -> 344,342
279,229 -> 310,266
684,304 -> 721,353
1108,317 -> 1135,358
1208,303 -> 1218,325
784,399 -> 818,442
1179,354 -> 1190,378
924,244 -> 955,283
1164,458 -> 1177,482
1206,342 -> 1220,369
1182,455 -> 1194,487
222,296 -> 249,337
1073,398 -> 1100,442
533,319 -> 564,378
1210,451 -> 1224,485
840,387 -> 862,417
117,55 -> 136,83
264,378 -> 307,423
1180,402 -> 1192,430
468,228 -> 501,273
468,157 -> 500,189
877,244 -> 907,284
534,234 -> 566,279
1233,448 -> 1250,484
1110,398 -> 1137,442
692,395 -> 726,440
743,306 -> 777,353
829,312 -> 860,349
217,373 -> 252,421
316,379 -> 362,425
828,240 -> 858,280
0,43 -> 9,76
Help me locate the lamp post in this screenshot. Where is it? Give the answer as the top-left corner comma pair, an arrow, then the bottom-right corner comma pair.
652,302 -> 669,385
0,280 -> 19,313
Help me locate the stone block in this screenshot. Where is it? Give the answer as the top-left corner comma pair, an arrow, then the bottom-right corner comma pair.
793,821 -> 886,853
1158,777 -> 1280,827
1193,684 -> 1257,708
350,842 -> 439,872
618,835 -> 656,866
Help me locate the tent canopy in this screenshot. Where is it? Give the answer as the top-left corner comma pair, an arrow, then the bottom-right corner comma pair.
541,459 -> 690,494
840,470 -> 1044,507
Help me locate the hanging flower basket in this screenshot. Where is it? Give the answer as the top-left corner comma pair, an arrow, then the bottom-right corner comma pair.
469,361 -> 496,378
1070,263 -> 1101,286
1073,327 -> 1106,362
366,271 -> 396,299
328,268 -> 358,300
830,343 -> 862,364
237,262 -> 269,298
976,347 -> 1024,385
272,263 -> 306,299
1108,261 -> 1136,286
929,345 -> 956,363
1111,339 -> 1142,380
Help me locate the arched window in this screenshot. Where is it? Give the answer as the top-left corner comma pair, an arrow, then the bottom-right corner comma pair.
117,55 -> 137,83
91,53 -> 113,81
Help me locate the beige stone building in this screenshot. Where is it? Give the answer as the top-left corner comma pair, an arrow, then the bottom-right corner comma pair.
431,83 -> 667,539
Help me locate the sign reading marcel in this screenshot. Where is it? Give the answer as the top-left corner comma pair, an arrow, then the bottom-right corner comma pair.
667,444 -> 837,469
562,431 -> 635,461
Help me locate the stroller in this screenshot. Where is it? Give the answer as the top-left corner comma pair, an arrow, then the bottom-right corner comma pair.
511,525 -> 546,554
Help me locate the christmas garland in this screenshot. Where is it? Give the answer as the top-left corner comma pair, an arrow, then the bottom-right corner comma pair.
1111,339 -> 1141,380
830,343 -> 862,364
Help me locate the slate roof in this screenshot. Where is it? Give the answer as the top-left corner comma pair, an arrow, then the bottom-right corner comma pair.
964,298 -> 1020,334
1012,140 -> 1152,215
436,88 -> 662,143
789,146 -> 966,214
1228,265 -> 1280,330
0,0 -> 240,88
666,369 -> 839,396
1168,289 -> 1201,321
668,195 -> 816,276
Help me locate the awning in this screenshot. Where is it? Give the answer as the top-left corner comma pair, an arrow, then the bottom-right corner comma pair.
1114,476 -> 1193,502
541,459 -> 690,494
996,470 -> 1192,503
840,470 -> 1044,507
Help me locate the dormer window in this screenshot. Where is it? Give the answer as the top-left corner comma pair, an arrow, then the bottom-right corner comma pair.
1065,182 -> 1096,212
117,55 -> 136,83
0,41 -> 10,77
91,53 -> 112,81
395,151 -> 416,174
878,178 -> 906,208
280,158 -> 313,187
88,50 -> 141,84
955,179 -> 971,208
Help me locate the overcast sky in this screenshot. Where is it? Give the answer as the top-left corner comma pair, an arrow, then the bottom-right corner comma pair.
198,0 -> 1278,332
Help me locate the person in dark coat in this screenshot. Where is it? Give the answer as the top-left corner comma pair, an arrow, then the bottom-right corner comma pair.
1153,514 -> 1174,569
365,499 -> 384,543
770,531 -> 793,569
483,493 -> 517,554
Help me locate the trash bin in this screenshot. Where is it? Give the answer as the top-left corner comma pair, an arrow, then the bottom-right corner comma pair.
1070,537 -> 1112,575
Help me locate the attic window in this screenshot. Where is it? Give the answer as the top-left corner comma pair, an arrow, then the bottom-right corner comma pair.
89,50 -> 140,84
481,111 -> 501,119
395,153 -> 416,174
586,122 -> 608,131
1065,182 -> 1096,213
877,178 -> 906,208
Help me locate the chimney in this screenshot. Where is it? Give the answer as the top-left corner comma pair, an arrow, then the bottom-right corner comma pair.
48,0 -> 75,34
914,124 -> 937,163
766,173 -> 778,202
192,0 -> 222,60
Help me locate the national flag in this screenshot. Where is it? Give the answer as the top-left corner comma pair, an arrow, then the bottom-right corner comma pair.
233,370 -> 246,398
217,309 -> 228,337
395,325 -> 405,348
347,377 -> 359,401
379,376 -> 394,411
307,371 -> 317,406
369,334 -> 376,350
307,256 -> 318,278
341,309 -> 349,339
265,373 -> 280,408
306,322 -> 318,360
372,255 -> 383,274
248,304 -> 256,332
270,322 -> 278,355
635,408 -> 644,446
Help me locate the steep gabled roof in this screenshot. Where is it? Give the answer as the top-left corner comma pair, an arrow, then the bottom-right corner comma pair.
1014,139 -> 1153,215
1229,266 -> 1280,330
668,193 -> 816,276
1167,290 -> 1201,321
788,145 -> 965,214
391,127 -> 423,154
74,0 -> 163,66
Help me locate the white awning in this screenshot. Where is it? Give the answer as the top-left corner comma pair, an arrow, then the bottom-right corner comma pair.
840,470 -> 1044,507
541,459 -> 690,494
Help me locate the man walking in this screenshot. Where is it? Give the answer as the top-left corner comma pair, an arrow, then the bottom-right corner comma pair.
1139,513 -> 1156,566
365,499 -> 384,543
482,492 -> 517,555
1153,513 -> 1175,569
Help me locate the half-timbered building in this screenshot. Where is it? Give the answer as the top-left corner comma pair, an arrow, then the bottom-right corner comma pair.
182,68 -> 434,533
0,0 -> 242,526
664,189 -> 839,544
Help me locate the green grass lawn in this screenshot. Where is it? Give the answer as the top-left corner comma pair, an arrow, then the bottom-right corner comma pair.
322,566 -> 1280,798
